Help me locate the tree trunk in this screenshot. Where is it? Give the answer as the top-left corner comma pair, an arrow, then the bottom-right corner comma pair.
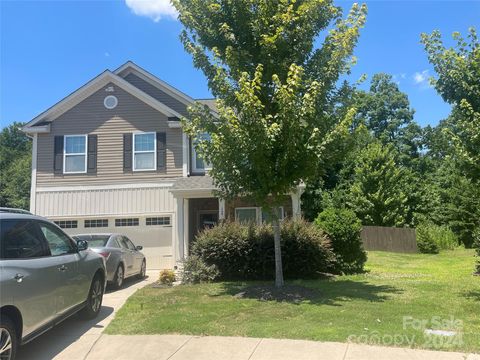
272,206 -> 284,287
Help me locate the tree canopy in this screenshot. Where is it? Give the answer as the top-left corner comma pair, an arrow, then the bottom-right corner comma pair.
173,0 -> 367,286
421,27 -> 480,181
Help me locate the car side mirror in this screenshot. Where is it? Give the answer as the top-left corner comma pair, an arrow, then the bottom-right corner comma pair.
77,240 -> 88,251
136,245 -> 143,251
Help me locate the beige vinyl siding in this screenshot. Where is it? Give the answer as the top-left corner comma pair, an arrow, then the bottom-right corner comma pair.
36,83 -> 183,187
123,73 -> 189,117
35,185 -> 175,217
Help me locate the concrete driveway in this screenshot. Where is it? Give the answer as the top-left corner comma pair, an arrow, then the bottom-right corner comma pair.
16,271 -> 157,360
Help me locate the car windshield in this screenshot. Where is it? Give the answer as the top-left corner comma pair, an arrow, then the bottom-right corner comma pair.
73,235 -> 110,248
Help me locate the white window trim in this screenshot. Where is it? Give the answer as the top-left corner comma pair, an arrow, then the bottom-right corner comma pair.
63,134 -> 87,174
235,207 -> 260,224
192,136 -> 212,173
235,206 -> 285,225
192,145 -> 204,173
132,132 -> 157,172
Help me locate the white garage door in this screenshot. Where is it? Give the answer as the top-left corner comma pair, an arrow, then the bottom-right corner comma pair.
57,215 -> 174,270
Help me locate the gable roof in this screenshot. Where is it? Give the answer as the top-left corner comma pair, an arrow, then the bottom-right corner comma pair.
115,61 -> 196,106
23,61 -> 218,133
197,99 -> 218,113
23,69 -> 184,133
116,62 -> 218,115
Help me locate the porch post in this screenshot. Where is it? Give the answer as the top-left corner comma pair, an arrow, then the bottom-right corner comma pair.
175,195 -> 185,265
219,198 -> 226,220
183,198 -> 189,257
291,183 -> 306,219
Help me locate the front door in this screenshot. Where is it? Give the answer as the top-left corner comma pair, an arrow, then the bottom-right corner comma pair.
198,211 -> 218,231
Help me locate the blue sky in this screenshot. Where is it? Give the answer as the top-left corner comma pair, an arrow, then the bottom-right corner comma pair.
1,1 -> 479,129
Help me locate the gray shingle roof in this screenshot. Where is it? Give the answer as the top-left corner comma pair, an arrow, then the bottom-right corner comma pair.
196,99 -> 218,114
171,175 -> 217,191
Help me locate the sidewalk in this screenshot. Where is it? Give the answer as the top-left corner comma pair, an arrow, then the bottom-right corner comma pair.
85,335 -> 480,360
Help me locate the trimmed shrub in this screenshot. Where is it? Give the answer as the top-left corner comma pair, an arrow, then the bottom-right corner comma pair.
181,255 -> 219,284
191,219 -> 336,280
314,208 -> 367,274
416,223 -> 459,253
159,269 -> 176,285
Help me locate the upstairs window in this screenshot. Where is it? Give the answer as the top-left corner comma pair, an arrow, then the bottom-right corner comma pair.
133,132 -> 156,171
192,133 -> 212,172
64,135 -> 87,173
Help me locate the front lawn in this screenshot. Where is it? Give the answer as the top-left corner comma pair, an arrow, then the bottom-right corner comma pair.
106,249 -> 480,352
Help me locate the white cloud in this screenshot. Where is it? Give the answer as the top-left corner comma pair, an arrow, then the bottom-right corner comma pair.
125,0 -> 177,22
391,73 -> 406,85
413,70 -> 432,89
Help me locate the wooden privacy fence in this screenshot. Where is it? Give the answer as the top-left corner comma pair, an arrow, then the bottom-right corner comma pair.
360,226 -> 417,253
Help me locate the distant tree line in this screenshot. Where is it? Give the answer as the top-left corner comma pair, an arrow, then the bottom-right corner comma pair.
302,28 -> 480,248
0,122 -> 31,210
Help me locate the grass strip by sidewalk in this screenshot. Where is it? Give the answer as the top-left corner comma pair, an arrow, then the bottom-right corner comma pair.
106,249 -> 480,352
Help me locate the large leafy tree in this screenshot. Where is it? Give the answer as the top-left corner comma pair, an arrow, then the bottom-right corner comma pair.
0,122 -> 32,209
173,0 -> 367,286
421,27 -> 480,182
355,73 -> 422,166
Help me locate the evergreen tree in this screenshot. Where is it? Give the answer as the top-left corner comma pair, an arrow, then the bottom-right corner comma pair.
347,142 -> 409,227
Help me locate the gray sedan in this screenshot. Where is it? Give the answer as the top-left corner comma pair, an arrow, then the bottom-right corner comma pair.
72,234 -> 146,289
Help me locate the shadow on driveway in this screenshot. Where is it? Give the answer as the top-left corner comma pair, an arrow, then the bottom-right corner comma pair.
17,275 -> 151,360
16,306 -> 114,360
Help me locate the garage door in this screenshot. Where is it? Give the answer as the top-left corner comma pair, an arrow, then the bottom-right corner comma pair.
57,215 -> 174,270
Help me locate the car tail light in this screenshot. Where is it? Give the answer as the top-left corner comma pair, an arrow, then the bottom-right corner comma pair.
99,251 -> 110,261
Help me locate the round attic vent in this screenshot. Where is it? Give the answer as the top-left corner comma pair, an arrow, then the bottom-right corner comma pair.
104,95 -> 118,109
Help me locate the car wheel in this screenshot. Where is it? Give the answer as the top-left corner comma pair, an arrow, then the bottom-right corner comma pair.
137,260 -> 146,279
112,264 -> 124,289
0,316 -> 17,360
79,275 -> 104,320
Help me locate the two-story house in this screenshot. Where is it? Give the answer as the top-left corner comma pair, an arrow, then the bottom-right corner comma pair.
22,61 -> 304,269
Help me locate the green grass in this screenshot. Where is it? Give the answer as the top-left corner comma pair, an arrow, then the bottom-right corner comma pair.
106,249 -> 480,352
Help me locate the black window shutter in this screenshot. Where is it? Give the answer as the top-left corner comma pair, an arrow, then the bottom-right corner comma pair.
123,134 -> 133,172
54,136 -> 64,174
87,134 -> 97,173
156,132 -> 166,171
